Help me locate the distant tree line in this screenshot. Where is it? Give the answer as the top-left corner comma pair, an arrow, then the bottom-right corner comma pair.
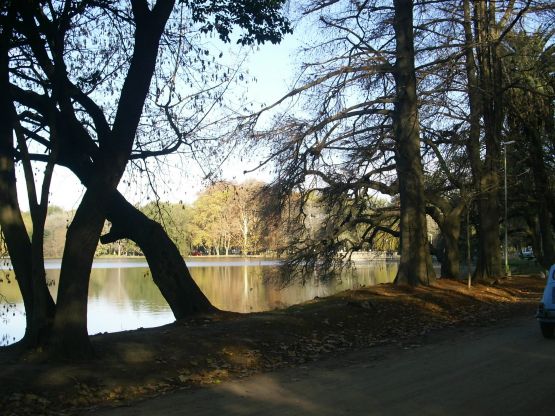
111,180 -> 288,257
2,180 -> 287,259
2,179 -> 399,260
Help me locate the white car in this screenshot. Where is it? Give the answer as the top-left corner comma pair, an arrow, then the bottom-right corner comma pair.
536,264 -> 555,338
520,247 -> 534,259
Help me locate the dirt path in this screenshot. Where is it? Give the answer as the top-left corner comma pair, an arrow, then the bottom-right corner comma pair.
89,317 -> 553,415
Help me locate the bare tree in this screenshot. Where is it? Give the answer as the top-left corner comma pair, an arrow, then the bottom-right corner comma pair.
243,0 -> 436,285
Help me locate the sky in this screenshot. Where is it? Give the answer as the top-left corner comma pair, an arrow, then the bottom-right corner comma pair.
15,24 -> 304,212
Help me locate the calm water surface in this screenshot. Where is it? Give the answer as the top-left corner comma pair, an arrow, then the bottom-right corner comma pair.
0,257 -> 398,346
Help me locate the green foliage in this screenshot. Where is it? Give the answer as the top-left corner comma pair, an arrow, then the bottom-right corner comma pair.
509,257 -> 545,275
184,0 -> 292,45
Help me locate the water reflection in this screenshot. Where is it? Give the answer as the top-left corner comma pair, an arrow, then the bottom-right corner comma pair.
0,257 -> 398,346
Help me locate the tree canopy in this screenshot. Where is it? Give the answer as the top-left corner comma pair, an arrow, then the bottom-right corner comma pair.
241,0 -> 555,282
0,0 -> 292,356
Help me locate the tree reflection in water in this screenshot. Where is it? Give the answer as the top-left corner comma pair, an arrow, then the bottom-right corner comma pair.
0,258 -> 398,345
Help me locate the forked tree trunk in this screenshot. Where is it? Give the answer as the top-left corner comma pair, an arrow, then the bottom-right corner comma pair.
101,192 -> 214,317
427,198 -> 465,280
0,209 -> 53,349
50,184 -> 215,358
49,0 -> 178,358
392,0 -> 435,286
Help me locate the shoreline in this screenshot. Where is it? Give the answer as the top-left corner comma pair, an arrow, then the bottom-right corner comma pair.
0,275 -> 544,415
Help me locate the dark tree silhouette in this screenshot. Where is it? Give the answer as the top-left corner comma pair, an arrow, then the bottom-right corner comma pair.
1,0 -> 291,357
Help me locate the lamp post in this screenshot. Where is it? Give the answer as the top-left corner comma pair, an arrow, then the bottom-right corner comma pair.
502,140 -> 515,276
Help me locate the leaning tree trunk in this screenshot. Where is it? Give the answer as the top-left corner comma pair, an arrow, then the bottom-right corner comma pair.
101,191 -> 214,317
59,157 -> 216,324
49,183 -> 215,359
392,0 -> 435,286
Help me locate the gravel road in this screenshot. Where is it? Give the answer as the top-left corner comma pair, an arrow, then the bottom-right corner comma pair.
90,317 -> 554,415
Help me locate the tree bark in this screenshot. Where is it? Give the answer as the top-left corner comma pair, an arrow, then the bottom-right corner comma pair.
101,192 -> 215,317
427,202 -> 464,280
463,0 -> 502,281
474,0 -> 503,280
392,0 -> 435,286
27,212 -> 56,346
440,214 -> 462,279
474,173 -> 502,280
0,10 -> 55,348
49,188 -> 106,357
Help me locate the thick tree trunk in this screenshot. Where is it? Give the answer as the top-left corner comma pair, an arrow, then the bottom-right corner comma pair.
427,198 -> 465,280
474,174 -> 502,281
101,192 -> 214,317
440,216 -> 461,279
473,35 -> 503,279
392,0 -> 435,286
50,189 -> 106,358
463,0 -> 502,281
535,197 -> 555,269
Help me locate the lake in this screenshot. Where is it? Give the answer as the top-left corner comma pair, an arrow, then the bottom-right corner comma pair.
0,257 -> 399,346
